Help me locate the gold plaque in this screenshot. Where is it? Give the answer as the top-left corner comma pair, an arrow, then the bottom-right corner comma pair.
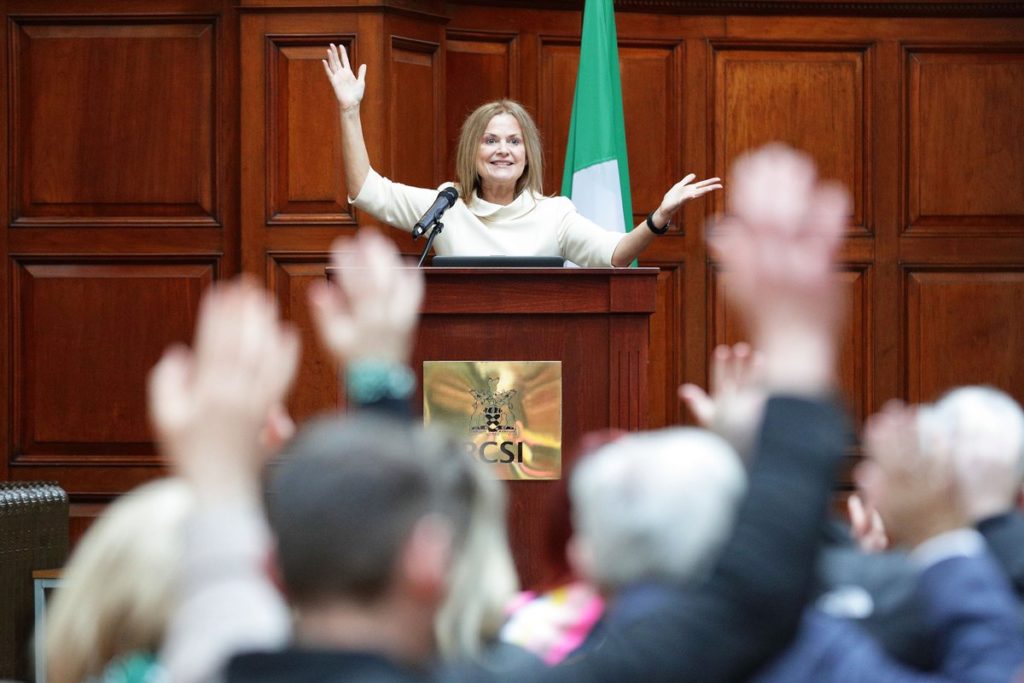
423,361 -> 562,480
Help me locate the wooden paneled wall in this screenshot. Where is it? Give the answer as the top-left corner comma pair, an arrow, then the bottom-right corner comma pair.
1,0 -> 1022,540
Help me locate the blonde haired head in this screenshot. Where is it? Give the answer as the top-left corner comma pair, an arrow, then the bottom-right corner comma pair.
45,479 -> 193,683
434,453 -> 518,660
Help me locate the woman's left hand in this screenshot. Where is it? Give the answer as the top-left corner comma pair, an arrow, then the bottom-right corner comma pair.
611,173 -> 723,266
652,174 -> 723,225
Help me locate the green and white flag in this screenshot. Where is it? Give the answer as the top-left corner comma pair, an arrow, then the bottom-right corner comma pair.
561,0 -> 633,239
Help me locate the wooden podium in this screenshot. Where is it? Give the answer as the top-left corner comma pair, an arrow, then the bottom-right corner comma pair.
414,267 -> 658,585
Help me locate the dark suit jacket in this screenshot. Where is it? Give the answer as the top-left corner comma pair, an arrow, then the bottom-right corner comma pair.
753,550 -> 1024,683
817,537 -> 936,670
228,649 -> 429,683
977,511 -> 1024,597
514,396 -> 848,683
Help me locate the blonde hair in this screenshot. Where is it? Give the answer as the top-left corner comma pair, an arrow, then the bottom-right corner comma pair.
454,100 -> 544,200
434,453 -> 519,660
45,479 -> 193,683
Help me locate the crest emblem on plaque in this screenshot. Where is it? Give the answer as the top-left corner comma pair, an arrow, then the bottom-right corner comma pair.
470,378 -> 517,433
423,361 -> 562,480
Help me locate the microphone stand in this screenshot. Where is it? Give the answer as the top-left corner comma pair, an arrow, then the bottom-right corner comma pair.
416,219 -> 444,267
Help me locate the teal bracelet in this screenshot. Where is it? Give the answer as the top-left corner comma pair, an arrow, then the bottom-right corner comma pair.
345,360 -> 416,403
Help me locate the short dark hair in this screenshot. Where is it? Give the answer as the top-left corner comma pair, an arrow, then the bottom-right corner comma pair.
267,414 -> 473,605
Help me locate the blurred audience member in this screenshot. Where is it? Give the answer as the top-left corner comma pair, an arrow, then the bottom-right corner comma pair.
226,412 -> 477,682
160,232 -> 523,682
935,386 -> 1024,596
154,278 -> 301,683
684,343 -> 936,670
313,231 -> 523,664
434,441 -> 523,667
753,399 -> 1024,682
45,480 -> 192,683
846,386 -> 1024,597
564,427 -> 746,654
43,278 -> 299,683
499,431 -> 624,666
519,143 -> 852,682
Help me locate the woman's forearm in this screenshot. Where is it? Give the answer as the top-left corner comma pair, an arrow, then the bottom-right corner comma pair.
610,219 -> 660,267
340,106 -> 370,200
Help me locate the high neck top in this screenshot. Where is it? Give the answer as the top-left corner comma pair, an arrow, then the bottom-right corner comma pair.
467,189 -> 541,223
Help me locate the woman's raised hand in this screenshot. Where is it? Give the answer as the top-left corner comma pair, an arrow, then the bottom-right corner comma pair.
323,43 -> 367,111
653,174 -> 723,224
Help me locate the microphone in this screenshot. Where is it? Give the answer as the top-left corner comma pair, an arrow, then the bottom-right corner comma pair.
412,187 -> 459,239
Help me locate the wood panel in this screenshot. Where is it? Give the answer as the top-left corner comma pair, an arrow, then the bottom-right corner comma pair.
905,48 -> 1024,234
268,37 -> 355,224
0,6 -> 8,483
240,12 -> 371,274
390,37 -> 442,188
620,41 -> 684,228
267,254 -> 340,422
711,265 -> 872,422
538,38 -> 580,194
12,259 -> 214,462
539,38 -> 682,218
712,44 -> 871,233
646,263 -> 685,426
444,32 -> 518,181
11,20 -> 217,225
69,502 -> 106,548
905,269 -> 1024,404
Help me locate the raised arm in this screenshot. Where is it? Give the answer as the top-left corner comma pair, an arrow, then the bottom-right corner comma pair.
323,43 -> 370,199
154,278 -> 300,683
308,230 -> 423,417
610,174 -> 722,267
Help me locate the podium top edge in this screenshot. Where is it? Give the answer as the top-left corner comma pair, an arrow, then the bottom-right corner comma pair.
325,266 -> 662,275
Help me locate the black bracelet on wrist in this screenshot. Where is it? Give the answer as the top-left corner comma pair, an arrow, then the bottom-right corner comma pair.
646,211 -> 670,235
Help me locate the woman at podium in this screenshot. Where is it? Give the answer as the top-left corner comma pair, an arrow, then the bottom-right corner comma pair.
323,43 -> 721,267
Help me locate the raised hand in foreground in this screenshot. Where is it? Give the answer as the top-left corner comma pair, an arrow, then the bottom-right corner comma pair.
710,143 -> 849,396
679,342 -> 767,460
847,492 -> 889,553
308,229 -> 423,368
148,276 -> 300,502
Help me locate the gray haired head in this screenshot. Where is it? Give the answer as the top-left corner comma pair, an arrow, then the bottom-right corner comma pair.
570,427 -> 747,590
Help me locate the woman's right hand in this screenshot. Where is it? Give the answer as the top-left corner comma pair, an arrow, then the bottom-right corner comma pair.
323,43 -> 366,111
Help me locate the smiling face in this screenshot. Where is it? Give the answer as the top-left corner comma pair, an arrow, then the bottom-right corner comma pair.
475,113 -> 527,204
